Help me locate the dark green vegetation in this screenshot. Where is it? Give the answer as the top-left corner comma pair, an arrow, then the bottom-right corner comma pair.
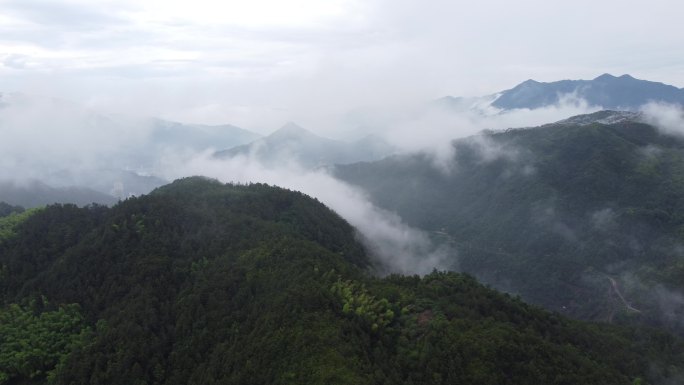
0,205 -> 41,242
0,300 -> 91,384
335,112 -> 684,334
1,177 -> 682,384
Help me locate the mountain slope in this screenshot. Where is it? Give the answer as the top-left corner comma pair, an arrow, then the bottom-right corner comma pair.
215,122 -> 394,168
335,112 -> 684,334
1,177 -> 681,384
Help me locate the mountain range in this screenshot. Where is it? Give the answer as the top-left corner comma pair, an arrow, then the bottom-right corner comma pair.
439,73 -> 684,112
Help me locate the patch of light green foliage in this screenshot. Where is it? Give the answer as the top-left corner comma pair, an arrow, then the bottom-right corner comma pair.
0,299 -> 91,384
0,207 -> 42,242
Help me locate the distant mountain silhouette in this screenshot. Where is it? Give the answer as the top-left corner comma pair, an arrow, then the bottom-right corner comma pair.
215,122 -> 395,168
493,74 -> 684,110
439,74 -> 684,112
149,119 -> 261,152
0,92 -> 258,199
0,179 -> 117,208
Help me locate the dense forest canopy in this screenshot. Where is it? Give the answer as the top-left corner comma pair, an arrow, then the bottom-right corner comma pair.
0,177 -> 682,384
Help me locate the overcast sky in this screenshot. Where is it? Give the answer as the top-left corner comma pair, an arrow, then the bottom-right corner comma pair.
1,0 -> 683,134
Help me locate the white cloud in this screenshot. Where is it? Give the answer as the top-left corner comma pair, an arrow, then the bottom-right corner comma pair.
640,102 -> 684,136
379,93 -> 599,169
154,150 -> 455,275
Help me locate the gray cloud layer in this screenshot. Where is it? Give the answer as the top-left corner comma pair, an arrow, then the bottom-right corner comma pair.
1,0 -> 683,134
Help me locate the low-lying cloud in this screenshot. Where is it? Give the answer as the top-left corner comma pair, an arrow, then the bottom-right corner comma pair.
619,272 -> 684,331
379,92 -> 599,170
0,90 -> 602,274
640,102 -> 684,136
154,150 -> 456,275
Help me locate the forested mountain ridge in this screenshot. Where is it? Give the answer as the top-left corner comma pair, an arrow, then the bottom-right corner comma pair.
1,177 -> 683,384
335,112 -> 684,334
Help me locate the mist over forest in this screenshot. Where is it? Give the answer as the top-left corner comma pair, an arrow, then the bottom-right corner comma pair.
2,1 -> 684,384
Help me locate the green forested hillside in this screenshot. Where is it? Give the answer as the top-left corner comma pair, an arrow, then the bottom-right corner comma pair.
335,114 -> 684,333
0,177 -> 682,384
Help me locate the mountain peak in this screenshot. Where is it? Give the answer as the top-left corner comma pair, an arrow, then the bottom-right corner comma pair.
594,73 -> 636,82
594,73 -> 617,81
271,122 -> 311,138
519,79 -> 541,86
